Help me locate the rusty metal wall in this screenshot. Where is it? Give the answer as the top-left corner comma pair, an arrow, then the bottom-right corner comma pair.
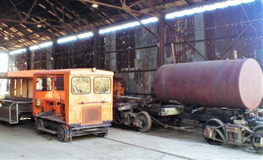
14,1 -> 262,99
166,16 -> 196,63
30,50 -> 47,70
165,1 -> 263,62
118,23 -> 158,97
104,33 -> 117,71
54,39 -> 94,69
204,2 -> 263,60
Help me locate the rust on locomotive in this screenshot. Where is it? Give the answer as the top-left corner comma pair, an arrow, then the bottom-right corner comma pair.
113,77 -> 125,97
153,58 -> 263,109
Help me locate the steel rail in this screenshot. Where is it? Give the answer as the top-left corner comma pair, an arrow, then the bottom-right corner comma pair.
104,137 -> 195,160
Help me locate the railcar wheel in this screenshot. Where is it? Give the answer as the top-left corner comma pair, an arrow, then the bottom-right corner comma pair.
203,118 -> 225,145
98,128 -> 108,137
57,124 -> 70,142
35,119 -> 44,134
251,125 -> 263,154
137,111 -> 152,132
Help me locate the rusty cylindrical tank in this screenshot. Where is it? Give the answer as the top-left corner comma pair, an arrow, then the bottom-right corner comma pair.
153,58 -> 263,109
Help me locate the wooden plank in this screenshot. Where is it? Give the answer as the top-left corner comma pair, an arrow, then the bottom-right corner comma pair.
16,79 -> 22,97
22,79 -> 28,98
28,79 -> 33,98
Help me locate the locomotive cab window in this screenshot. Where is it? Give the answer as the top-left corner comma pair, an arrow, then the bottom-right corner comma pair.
55,77 -> 64,91
71,76 -> 91,94
94,77 -> 111,94
36,77 -> 52,91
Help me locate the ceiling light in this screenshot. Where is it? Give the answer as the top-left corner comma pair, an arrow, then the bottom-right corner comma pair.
165,0 -> 256,20
141,17 -> 158,24
39,41 -> 53,48
77,32 -> 94,39
57,36 -> 77,44
37,24 -> 42,28
29,45 -> 40,51
4,37 -> 8,40
99,17 -> 158,35
9,48 -> 26,55
92,4 -> 98,8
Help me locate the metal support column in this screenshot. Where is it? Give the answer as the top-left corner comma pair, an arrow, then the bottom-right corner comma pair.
53,42 -> 58,69
27,48 -> 31,70
158,15 -> 165,67
93,28 -> 99,68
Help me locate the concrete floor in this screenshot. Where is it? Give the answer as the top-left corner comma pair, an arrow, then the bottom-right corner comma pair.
0,120 -> 262,160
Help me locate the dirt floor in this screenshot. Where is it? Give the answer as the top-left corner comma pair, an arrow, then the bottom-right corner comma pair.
0,120 -> 262,160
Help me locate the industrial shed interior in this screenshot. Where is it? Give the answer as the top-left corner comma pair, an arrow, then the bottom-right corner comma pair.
1,0 -> 263,159
0,0 -> 261,96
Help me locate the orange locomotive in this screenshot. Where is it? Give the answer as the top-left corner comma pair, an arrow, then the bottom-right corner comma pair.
0,68 -> 114,141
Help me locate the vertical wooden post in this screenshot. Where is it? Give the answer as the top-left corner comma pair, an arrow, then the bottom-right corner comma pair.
28,79 -> 33,98
10,79 -> 15,96
22,79 -> 28,98
16,79 -> 22,97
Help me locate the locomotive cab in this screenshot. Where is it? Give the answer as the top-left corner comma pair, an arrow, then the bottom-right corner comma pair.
33,68 -> 114,141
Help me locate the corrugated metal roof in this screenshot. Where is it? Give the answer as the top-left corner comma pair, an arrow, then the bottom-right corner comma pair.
0,0 -> 212,51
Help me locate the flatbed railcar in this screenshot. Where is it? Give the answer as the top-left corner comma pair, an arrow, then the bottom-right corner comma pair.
113,58 -> 263,154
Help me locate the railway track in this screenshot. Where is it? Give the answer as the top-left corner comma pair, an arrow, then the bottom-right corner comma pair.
104,137 -> 195,160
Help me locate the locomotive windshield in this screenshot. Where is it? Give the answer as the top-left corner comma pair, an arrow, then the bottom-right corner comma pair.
71,76 -> 91,94
94,77 -> 111,94
55,77 -> 64,91
36,77 -> 52,91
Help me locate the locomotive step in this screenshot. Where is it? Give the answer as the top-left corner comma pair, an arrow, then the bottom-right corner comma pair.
0,117 -> 18,124
38,127 -> 57,134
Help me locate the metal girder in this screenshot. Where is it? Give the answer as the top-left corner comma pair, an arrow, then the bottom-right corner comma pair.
9,0 -> 24,20
47,0 -> 64,25
0,28 -> 53,47
158,16 -> 165,66
185,0 -> 194,5
144,0 -> 208,61
218,11 -> 263,60
79,0 -> 155,16
24,0 -> 38,20
0,19 -> 79,29
128,0 -> 143,8
93,28 -> 99,68
129,12 -> 159,39
54,0 -> 94,28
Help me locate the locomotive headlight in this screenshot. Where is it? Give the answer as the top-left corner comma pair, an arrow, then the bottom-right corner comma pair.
35,99 -> 41,108
92,67 -> 96,72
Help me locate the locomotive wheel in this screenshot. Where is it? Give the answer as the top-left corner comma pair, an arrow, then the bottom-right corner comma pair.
98,128 -> 108,137
137,111 -> 152,132
35,119 -> 44,134
251,125 -> 263,154
57,124 -> 69,142
203,118 -> 225,145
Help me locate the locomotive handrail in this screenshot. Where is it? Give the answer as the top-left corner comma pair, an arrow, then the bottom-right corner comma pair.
1,99 -> 33,104
9,102 -> 18,124
0,99 -> 33,124
79,101 -> 108,104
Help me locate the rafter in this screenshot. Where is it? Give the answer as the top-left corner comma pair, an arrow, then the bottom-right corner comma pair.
25,0 -> 38,20
55,0 -> 94,28
80,0 -> 155,16
0,19 -> 80,29
10,0 -> 24,21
